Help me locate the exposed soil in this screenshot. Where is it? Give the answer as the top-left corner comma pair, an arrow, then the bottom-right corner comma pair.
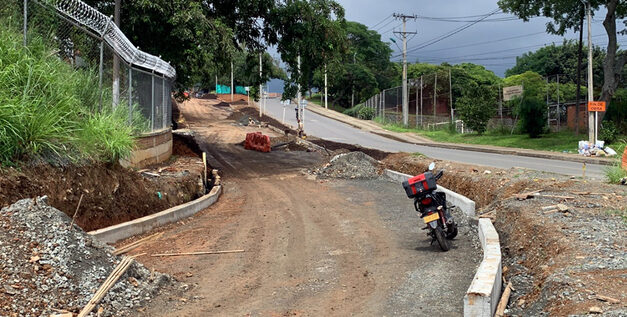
0,138 -> 204,232
129,97 -> 482,316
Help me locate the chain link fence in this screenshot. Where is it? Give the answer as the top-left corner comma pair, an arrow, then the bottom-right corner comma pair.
360,71 -> 589,134
2,0 -> 175,133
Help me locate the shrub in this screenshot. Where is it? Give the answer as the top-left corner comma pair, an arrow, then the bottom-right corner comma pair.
517,94 -> 547,138
456,85 -> 497,135
0,24 -> 135,165
603,164 -> 627,184
357,106 -> 375,120
343,104 -> 362,117
599,120 -> 619,144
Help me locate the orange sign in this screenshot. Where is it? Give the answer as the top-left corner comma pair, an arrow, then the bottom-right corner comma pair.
588,101 -> 606,112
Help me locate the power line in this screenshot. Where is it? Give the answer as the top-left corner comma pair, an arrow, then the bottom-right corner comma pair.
416,31 -> 546,54
394,8 -> 501,58
379,22 -> 403,35
369,14 -> 392,29
374,18 -> 396,31
412,34 -> 607,59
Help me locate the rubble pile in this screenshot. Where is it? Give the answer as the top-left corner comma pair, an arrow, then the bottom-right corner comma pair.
0,197 -> 170,317
314,151 -> 380,179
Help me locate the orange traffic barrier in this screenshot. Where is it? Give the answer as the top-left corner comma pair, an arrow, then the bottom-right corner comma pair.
622,147 -> 627,171
244,132 -> 271,153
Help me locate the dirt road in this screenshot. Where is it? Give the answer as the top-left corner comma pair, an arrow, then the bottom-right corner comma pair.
135,98 -> 480,316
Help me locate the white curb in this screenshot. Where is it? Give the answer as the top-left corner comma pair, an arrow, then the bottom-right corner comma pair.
89,185 -> 222,244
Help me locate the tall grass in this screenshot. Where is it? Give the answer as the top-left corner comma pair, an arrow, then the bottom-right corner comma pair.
0,24 -> 134,165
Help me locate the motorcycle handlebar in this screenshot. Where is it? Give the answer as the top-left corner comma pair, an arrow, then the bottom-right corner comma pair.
435,170 -> 444,180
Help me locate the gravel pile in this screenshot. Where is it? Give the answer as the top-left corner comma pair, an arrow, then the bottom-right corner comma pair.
314,151 -> 379,179
0,197 -> 170,317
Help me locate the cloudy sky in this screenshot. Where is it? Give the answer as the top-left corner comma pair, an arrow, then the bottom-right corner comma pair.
338,0 -> 622,77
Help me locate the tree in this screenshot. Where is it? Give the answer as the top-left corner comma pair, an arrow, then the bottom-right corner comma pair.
455,84 -> 497,134
506,40 -> 605,87
316,21 -> 393,107
498,0 -> 627,112
269,0 -> 346,99
517,93 -> 548,138
503,71 -> 546,100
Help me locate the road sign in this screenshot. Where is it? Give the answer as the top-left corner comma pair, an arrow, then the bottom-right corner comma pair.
245,86 -> 250,92
503,85 -> 523,101
587,101 -> 606,112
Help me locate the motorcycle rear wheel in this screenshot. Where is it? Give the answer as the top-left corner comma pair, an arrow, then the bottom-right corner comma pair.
446,223 -> 458,240
434,227 -> 450,251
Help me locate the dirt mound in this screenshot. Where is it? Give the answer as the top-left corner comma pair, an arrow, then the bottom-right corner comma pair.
0,197 -> 171,316
230,100 -> 248,106
309,139 -> 391,161
213,102 -> 231,108
0,163 -> 201,232
200,93 -> 217,99
315,151 -> 379,179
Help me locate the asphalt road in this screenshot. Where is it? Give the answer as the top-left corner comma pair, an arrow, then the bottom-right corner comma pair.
261,98 -> 605,179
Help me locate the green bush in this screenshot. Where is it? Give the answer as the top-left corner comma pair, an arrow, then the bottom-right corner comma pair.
343,104 -> 362,117
517,94 -> 547,138
456,85 -> 497,135
0,25 -> 135,165
603,164 -> 627,184
599,120 -> 619,144
357,106 -> 375,120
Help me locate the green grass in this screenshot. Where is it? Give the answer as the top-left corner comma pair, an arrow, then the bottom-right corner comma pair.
379,121 -> 627,154
0,23 -> 136,165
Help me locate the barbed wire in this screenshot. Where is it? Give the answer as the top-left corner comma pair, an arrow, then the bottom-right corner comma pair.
37,0 -> 176,79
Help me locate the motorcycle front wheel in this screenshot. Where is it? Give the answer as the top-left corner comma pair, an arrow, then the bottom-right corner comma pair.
434,227 -> 450,251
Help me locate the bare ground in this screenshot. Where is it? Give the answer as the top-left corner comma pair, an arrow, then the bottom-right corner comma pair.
127,98 -> 481,316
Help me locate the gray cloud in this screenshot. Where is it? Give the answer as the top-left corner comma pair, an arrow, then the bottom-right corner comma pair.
338,0 -> 618,77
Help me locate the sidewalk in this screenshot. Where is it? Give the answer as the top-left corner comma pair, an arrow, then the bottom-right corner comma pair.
304,102 -> 616,166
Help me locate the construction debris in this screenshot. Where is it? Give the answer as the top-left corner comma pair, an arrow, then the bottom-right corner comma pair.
314,151 -> 380,179
0,197 -> 171,317
78,256 -> 135,317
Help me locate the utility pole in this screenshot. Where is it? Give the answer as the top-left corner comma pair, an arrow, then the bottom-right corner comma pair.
259,52 -> 263,117
449,68 -> 453,123
324,63 -> 328,109
575,7 -> 585,136
297,54 -> 303,131
112,0 -> 120,108
585,1 -> 595,143
351,52 -> 356,108
393,13 -> 417,127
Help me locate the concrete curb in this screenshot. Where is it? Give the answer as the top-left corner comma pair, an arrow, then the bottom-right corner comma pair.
464,218 -> 502,317
383,169 -> 476,217
305,102 -> 614,166
383,169 -> 501,317
89,185 -> 222,244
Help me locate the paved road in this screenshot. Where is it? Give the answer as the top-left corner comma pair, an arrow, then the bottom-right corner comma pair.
261,98 -> 604,179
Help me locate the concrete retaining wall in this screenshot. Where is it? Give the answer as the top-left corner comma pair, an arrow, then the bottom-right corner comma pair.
384,169 -> 502,316
120,128 -> 173,168
464,218 -> 502,317
383,169 -> 476,216
89,185 -> 222,244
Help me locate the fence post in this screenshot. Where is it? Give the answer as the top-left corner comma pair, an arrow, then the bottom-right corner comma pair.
128,67 -> 132,126
162,76 -> 167,129
23,0 -> 27,46
98,41 -> 104,112
151,72 -> 155,131
382,90 -> 386,124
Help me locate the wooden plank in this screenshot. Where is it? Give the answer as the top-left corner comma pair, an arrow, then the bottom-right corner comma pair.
151,250 -> 245,257
494,281 -> 513,317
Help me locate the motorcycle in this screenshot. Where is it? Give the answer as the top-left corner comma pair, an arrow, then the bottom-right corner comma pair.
402,162 -> 458,251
